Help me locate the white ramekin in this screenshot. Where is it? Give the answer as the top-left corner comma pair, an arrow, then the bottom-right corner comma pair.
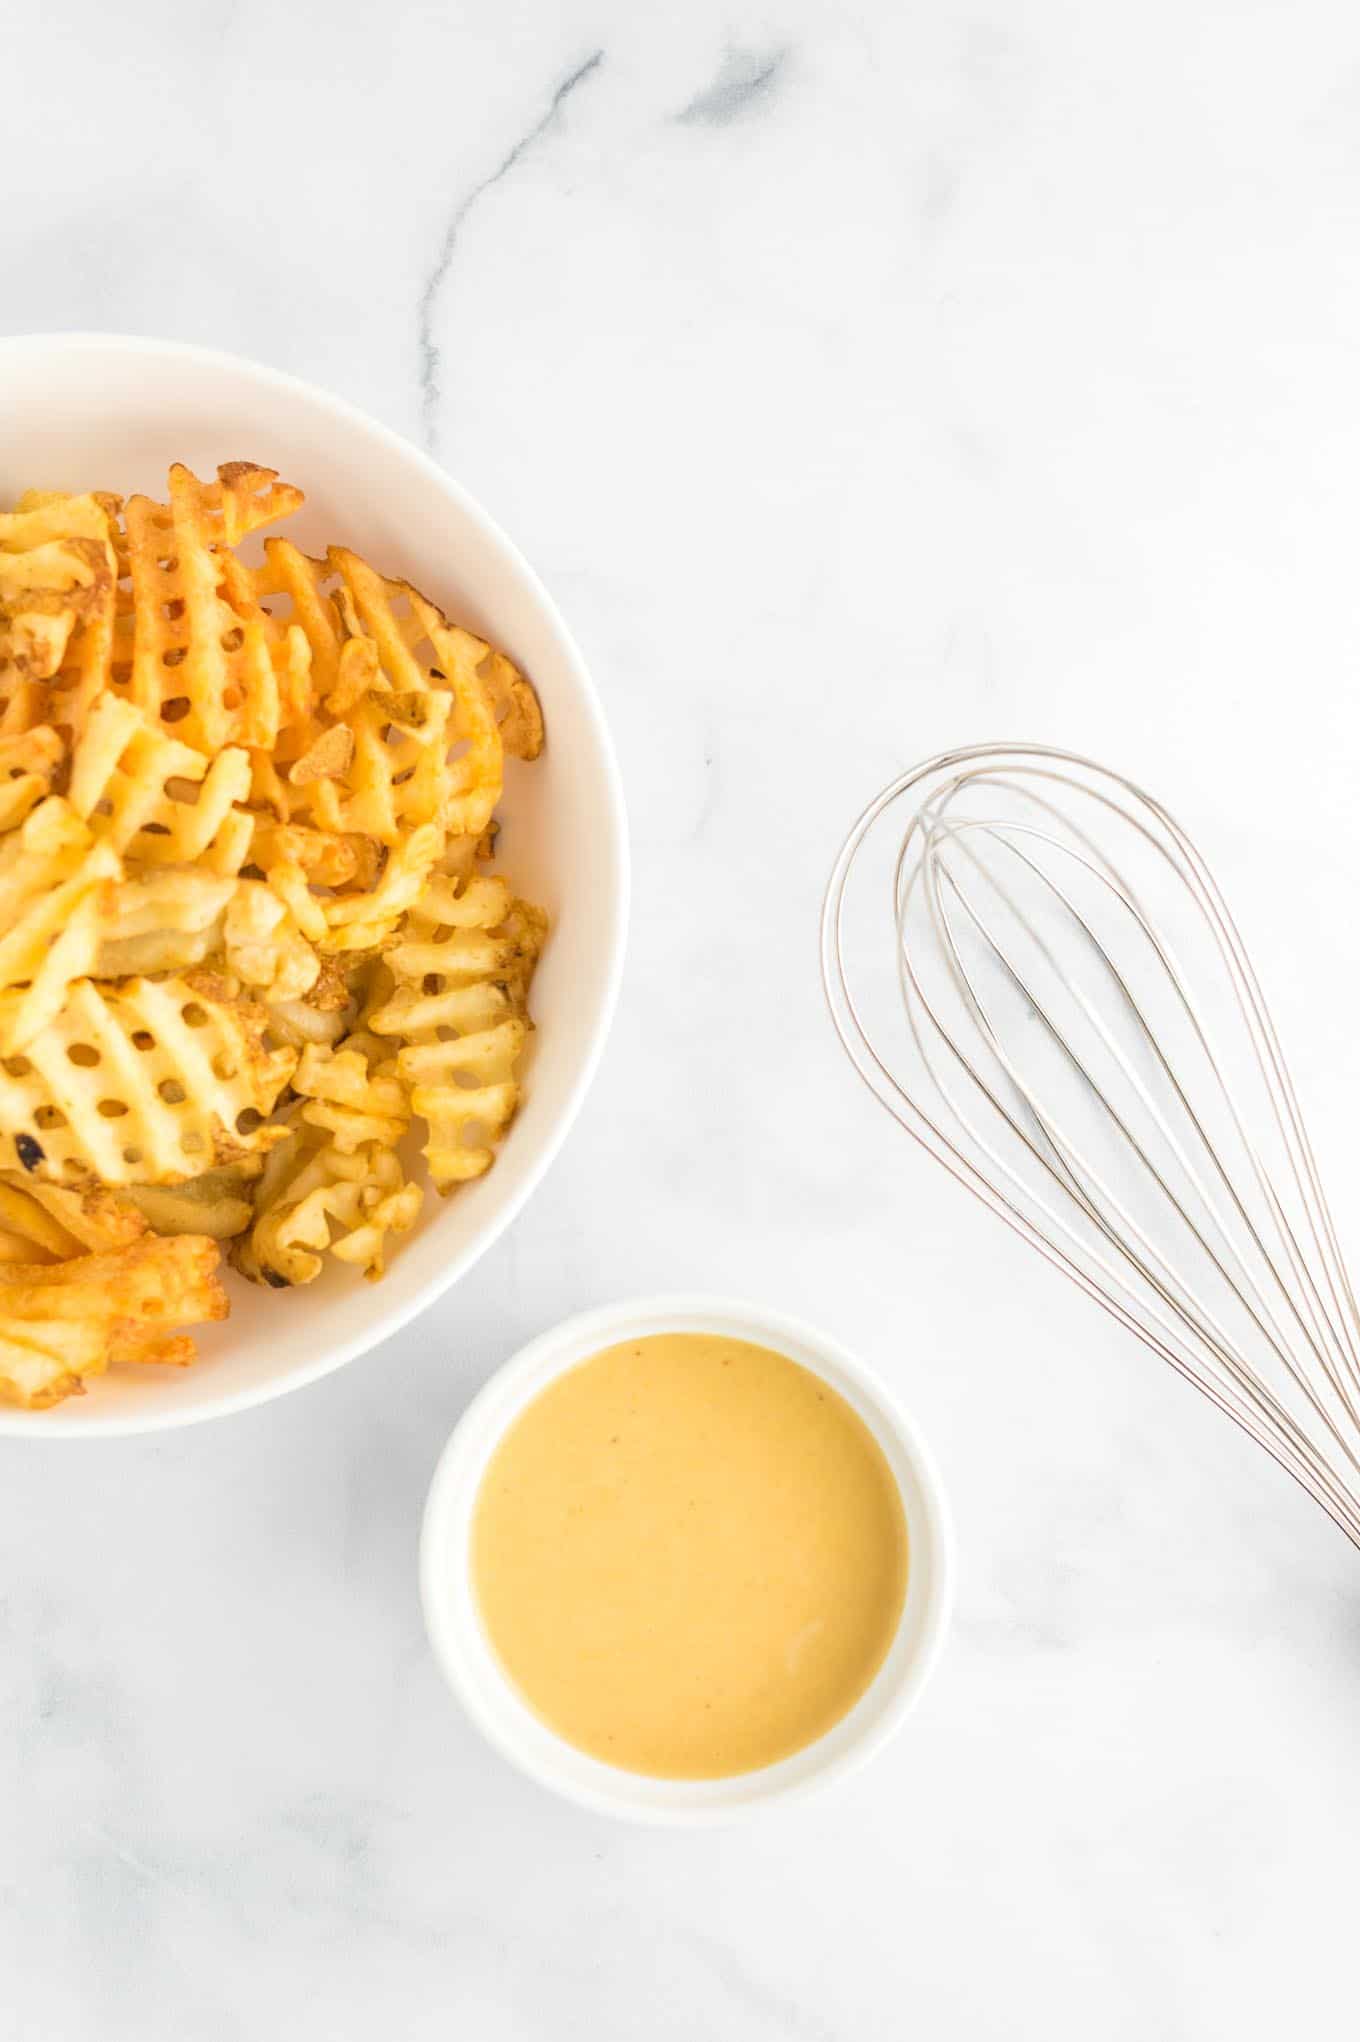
420,1295 -> 954,1824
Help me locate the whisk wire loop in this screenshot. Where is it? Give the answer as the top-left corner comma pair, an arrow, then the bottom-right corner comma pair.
824,743 -> 1360,1546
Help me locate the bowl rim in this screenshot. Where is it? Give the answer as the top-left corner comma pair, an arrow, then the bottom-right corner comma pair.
420,1293 -> 955,1825
0,332 -> 630,1439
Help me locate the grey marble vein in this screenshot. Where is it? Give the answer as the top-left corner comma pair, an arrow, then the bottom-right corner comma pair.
677,44 -> 789,126
417,48 -> 604,453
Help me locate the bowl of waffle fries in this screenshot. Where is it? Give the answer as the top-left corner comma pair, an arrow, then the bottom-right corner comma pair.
0,334 -> 627,1432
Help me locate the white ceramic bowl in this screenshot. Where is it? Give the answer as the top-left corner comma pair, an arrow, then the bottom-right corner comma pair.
0,334 -> 627,1436
420,1296 -> 954,1823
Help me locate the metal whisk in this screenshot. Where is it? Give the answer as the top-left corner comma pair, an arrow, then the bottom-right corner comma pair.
821,742 -> 1360,1546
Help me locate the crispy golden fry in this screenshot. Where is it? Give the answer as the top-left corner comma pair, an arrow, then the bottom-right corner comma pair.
232,1028 -> 421,1285
246,542 -> 543,958
0,1233 -> 227,1407
0,1320 -> 93,1405
263,1000 -> 351,1049
0,535 -> 107,681
233,1123 -> 421,1286
254,539 -> 518,836
123,464 -> 303,754
247,818 -> 377,890
0,460 -> 545,1403
0,798 -> 277,1048
0,1174 -> 147,1257
94,867 -> 238,978
479,644 -> 544,762
0,494 -> 118,738
313,821 -> 445,955
70,685 -> 254,874
370,873 -> 544,1192
2,494 -> 116,551
120,1161 -> 262,1241
0,727 -> 63,829
291,1043 -> 409,1152
0,799 -> 118,1052
221,879 -> 319,1002
0,1181 -> 83,1258
0,974 -> 296,1187
131,878 -> 322,1004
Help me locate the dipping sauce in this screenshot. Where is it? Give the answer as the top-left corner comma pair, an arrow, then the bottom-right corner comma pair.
471,1332 -> 909,1779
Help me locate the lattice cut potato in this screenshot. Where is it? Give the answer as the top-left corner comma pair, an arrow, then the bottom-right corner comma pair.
0,1173 -> 147,1263
370,873 -> 544,1192
0,726 -> 63,830
69,693 -> 254,875
233,1127 -> 422,1287
0,457 -> 548,1406
122,463 -> 304,754
246,540 -> 544,955
120,1161 -> 263,1242
0,975 -> 297,1187
253,538 -> 540,830
0,493 -> 119,739
93,867 -> 238,979
0,1233 -> 227,1408
0,797 -> 119,1053
252,541 -> 452,838
291,1043 -> 410,1152
230,1030 -> 422,1287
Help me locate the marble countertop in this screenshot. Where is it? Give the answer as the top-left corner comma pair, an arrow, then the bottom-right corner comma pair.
6,3 -> 1360,2035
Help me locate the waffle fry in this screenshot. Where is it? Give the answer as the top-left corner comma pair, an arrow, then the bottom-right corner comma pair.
370,874 -> 544,1192
0,1233 -> 227,1408
121,1161 -> 262,1241
253,541 -> 519,838
0,789 -> 257,1050
94,868 -> 239,978
246,544 -> 454,950
221,880 -> 319,1002
123,464 -> 302,754
0,727 -> 64,830
261,991 -> 353,1050
0,1180 -> 83,1261
0,535 -> 108,676
314,820 -> 445,954
245,543 -> 544,952
230,1027 -> 422,1287
2,493 -> 117,552
0,459 -> 546,1404
233,1119 -> 422,1287
69,693 -> 254,875
0,799 -> 118,1052
247,818 -> 376,891
0,1173 -> 148,1256
479,643 -> 544,763
0,494 -> 118,738
0,974 -> 296,1186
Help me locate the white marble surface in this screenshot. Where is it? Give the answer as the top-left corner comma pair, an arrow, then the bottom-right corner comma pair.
6,2 -> 1360,2034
